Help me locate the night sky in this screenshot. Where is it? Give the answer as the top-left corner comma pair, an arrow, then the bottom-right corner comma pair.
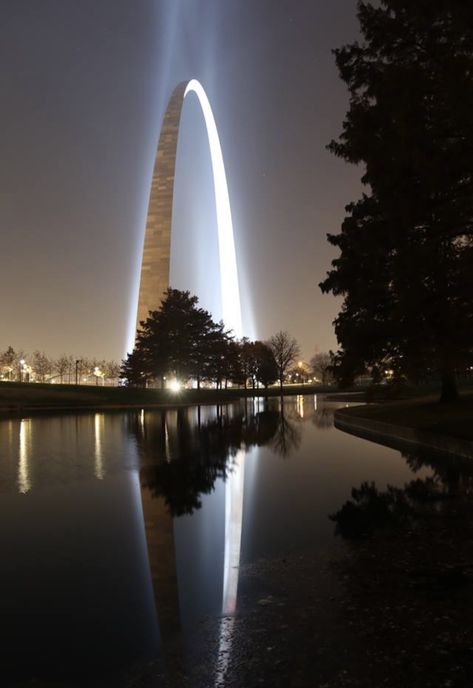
0,0 -> 361,362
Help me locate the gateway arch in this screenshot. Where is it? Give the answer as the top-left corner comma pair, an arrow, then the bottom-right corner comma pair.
136,80 -> 243,337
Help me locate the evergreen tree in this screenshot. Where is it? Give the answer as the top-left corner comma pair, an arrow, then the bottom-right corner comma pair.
120,349 -> 150,387
320,0 -> 473,401
123,289 -> 234,387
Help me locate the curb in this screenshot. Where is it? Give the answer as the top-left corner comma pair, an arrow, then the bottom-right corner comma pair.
334,409 -> 473,459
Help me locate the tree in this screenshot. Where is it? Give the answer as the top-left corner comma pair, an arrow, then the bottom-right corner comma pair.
253,341 -> 279,389
268,331 -> 300,392
239,338 -> 257,389
124,289 -> 234,388
74,358 -> 90,385
54,354 -> 71,383
0,346 -> 17,380
120,350 -> 150,387
225,340 -> 246,388
320,0 -> 473,402
104,361 -> 121,385
77,358 -> 94,384
32,351 -> 52,383
202,325 -> 234,388
310,352 -> 334,386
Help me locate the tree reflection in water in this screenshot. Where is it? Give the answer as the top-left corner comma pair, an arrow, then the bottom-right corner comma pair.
329,444 -> 473,684
269,401 -> 302,458
129,402 -> 307,515
131,405 -> 282,516
311,406 -> 334,430
331,446 -> 473,540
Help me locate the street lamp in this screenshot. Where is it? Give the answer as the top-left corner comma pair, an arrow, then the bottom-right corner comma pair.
94,367 -> 104,386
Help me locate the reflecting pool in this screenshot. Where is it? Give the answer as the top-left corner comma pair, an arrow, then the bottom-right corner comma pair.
0,396 -> 433,686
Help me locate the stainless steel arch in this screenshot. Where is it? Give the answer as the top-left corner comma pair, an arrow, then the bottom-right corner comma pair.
136,80 -> 243,337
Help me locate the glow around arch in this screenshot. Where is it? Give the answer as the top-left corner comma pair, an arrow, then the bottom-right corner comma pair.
184,80 -> 242,338
134,79 -> 243,341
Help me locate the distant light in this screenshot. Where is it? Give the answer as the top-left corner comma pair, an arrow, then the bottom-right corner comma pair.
169,379 -> 181,393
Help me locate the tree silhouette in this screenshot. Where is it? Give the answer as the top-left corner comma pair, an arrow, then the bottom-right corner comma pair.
132,406 -> 282,516
122,289 -> 233,387
330,443 -> 473,539
320,1 -> 473,401
269,331 -> 300,392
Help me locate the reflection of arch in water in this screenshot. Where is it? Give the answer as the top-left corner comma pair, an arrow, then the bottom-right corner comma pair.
222,449 -> 245,614
132,405 -> 293,679
135,80 -> 242,337
139,482 -> 181,641
134,408 -> 247,655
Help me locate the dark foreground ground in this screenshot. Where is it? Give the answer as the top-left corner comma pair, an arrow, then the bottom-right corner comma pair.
17,526 -> 473,688
128,533 -> 473,687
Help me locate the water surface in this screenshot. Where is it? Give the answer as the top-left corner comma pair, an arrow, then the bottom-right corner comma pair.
0,396 -> 431,685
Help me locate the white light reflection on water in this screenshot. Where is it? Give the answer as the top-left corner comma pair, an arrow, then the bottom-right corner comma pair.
222,448 -> 245,614
18,419 -> 31,494
94,413 -> 105,480
216,447 -> 246,685
165,421 -> 171,462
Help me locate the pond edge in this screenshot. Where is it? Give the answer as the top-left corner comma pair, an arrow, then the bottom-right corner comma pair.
334,408 -> 473,459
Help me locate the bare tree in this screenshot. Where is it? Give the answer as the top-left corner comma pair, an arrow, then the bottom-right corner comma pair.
54,354 -> 70,383
310,352 -> 334,386
268,331 -> 300,393
32,351 -> 52,383
78,358 -> 94,384
65,355 -> 76,383
104,361 -> 121,386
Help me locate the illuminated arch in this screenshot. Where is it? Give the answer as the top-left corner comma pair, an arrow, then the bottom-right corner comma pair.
136,80 -> 243,337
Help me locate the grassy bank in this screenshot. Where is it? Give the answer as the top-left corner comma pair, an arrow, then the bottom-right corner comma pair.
0,380 -> 336,416
340,392 -> 473,442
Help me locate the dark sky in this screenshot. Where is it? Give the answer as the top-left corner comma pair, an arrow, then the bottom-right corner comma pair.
0,0 -> 361,362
